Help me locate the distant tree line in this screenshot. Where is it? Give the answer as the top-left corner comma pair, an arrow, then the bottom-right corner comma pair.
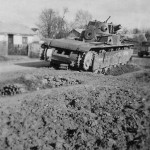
37,7 -> 150,41
37,8 -> 93,39
120,27 -> 150,42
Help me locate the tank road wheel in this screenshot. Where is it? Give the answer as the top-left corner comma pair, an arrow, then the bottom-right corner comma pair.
83,52 -> 94,71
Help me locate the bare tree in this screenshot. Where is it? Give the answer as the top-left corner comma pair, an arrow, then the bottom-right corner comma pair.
62,7 -> 69,24
37,8 -> 69,39
55,7 -> 69,39
121,28 -> 129,34
37,9 -> 57,38
132,28 -> 141,34
72,10 -> 92,29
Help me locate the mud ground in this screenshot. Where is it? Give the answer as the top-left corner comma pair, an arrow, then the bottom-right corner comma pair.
0,56 -> 150,150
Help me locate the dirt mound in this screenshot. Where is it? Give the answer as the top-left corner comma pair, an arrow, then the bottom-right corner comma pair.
19,74 -> 83,90
0,85 -> 149,150
0,74 -> 83,97
106,64 -> 140,76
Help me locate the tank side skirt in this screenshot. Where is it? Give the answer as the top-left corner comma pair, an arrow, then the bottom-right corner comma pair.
89,46 -> 133,73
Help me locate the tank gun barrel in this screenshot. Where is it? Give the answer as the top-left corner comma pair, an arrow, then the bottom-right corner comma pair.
105,16 -> 111,23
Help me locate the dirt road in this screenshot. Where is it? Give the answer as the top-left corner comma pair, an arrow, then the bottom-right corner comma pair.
0,58 -> 50,74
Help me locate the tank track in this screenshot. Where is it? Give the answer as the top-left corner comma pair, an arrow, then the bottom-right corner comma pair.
46,44 -> 133,76
75,46 -> 133,75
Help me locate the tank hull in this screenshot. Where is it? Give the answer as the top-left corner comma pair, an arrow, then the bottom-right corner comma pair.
43,39 -> 133,72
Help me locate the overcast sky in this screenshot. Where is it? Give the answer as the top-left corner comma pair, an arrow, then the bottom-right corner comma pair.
0,0 -> 150,29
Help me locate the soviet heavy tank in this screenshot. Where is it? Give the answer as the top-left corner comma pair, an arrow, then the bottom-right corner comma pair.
40,17 -> 133,73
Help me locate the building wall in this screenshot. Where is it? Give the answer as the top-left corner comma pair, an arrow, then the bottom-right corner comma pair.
28,36 -> 34,44
14,35 -> 22,45
0,34 -> 8,41
12,35 -> 34,55
0,34 -> 8,56
14,35 -> 34,45
0,33 -> 34,56
0,34 -> 34,45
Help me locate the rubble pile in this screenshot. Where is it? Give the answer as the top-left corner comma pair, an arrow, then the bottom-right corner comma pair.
40,75 -> 83,88
0,84 -> 21,96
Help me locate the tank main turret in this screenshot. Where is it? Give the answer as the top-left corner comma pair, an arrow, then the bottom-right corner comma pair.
78,17 -> 122,46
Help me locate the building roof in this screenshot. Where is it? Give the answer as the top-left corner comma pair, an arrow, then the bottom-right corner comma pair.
0,22 -> 35,35
71,28 -> 84,34
75,28 -> 84,33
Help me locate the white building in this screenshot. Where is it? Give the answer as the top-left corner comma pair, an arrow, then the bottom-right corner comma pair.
0,22 -> 36,56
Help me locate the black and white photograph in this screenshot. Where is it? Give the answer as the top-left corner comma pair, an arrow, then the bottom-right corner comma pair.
0,0 -> 150,149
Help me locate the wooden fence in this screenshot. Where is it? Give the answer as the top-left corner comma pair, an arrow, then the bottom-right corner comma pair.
28,42 -> 41,58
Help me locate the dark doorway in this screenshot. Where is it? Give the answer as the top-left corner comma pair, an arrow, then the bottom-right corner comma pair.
8,34 -> 14,54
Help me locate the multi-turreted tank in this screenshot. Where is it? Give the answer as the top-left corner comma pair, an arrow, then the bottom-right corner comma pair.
40,17 -> 133,73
